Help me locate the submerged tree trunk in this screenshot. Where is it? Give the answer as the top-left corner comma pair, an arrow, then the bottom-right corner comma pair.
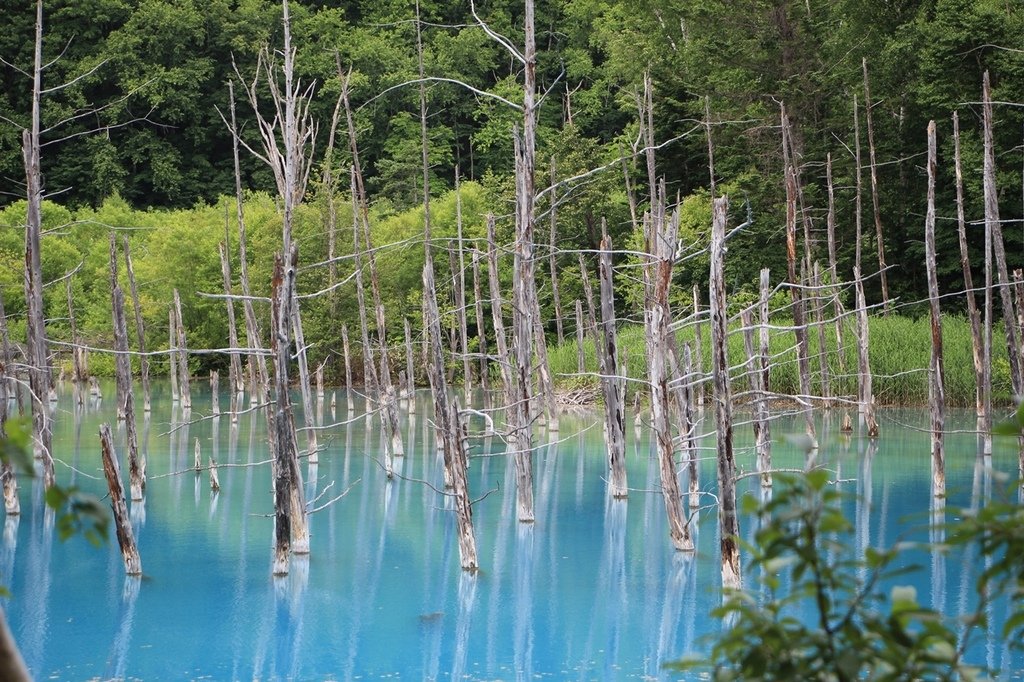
924,121 -> 946,497
647,206 -> 692,551
173,290 -> 191,410
22,0 -> 53,489
123,238 -> 151,413
110,237 -> 144,501
709,196 -> 740,590
952,112 -> 984,417
99,423 -> 142,575
597,231 -> 627,499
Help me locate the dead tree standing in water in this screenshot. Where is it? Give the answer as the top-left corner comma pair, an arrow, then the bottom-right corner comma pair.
924,121 -> 946,497
709,196 -> 740,590
647,206 -> 692,551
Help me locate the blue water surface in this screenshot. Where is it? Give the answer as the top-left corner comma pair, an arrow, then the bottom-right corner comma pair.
3,380 -> 1023,680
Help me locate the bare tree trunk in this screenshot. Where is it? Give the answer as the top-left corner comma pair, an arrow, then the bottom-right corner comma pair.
597,231 -> 627,499
648,206 -> 692,551
982,72 -> 1022,396
403,318 -> 417,406
682,343 -> 700,509
99,423 -> 142,575
415,0 -> 477,567
924,120 -> 945,497
952,113 -> 983,417
575,300 -> 585,374
227,80 -> 269,406
472,250 -> 490,397
0,356 -> 19,515
782,106 -> 817,447
123,239 -> 151,413
709,197 -> 740,590
65,276 -> 84,390
692,285 -> 705,409
758,268 -> 773,484
110,237 -> 143,501
22,0 -> 53,489
853,266 -> 879,437
548,157 -> 565,346
742,308 -> 770,489
862,59 -> 891,314
173,290 -> 191,410
341,324 -> 355,413
486,216 -> 515,409
813,262 -> 831,406
825,153 -> 846,377
168,308 -> 179,402
454,169 -> 472,396
853,94 -> 863,275
217,239 -> 244,397
211,370 -> 220,417
291,293 -> 319,464
270,248 -> 308,571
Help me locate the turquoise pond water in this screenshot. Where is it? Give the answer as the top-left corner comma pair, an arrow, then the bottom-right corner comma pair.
3,379 -> 1023,680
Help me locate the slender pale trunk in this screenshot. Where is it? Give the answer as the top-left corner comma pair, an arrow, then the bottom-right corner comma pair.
854,266 -> 879,437
648,207 -> 691,551
23,0 -> 54,488
953,112 -> 984,417
472,250 -> 490,396
598,232 -> 627,498
173,290 -> 191,409
863,59 -> 891,313
454,170 -> 472,395
548,157 -> 565,345
924,121 -> 945,497
110,237 -> 143,500
782,106 -> 816,447
825,153 -> 846,376
291,293 -> 319,463
341,325 -> 355,413
123,239 -> 151,412
168,309 -> 179,401
217,236 -> 244,397
709,197 -> 740,590
228,80 -> 269,405
982,73 -> 1022,396
415,0 -> 477,568
758,269 -> 773,485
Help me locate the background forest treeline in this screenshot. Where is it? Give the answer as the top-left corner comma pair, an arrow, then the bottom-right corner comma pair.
1,0 -> 1023,381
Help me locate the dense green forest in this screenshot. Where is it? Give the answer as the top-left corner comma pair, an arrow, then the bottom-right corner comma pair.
1,0 -> 1023,381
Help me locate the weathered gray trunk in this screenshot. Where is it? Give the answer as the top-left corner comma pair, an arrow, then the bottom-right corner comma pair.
597,232 -> 627,498
575,300 -> 585,374
681,343 -> 700,509
173,290 -> 191,410
291,293 -> 319,464
647,206 -> 692,551
217,240 -> 244,398
486,216 -> 515,408
691,285 -> 705,408
982,72 -> 1022,396
471,250 -> 490,397
403,318 -> 417,406
0,357 -> 19,515
709,197 -> 740,590
22,0 -> 53,489
270,249 -> 308,573
122,238 -> 151,412
758,269 -> 773,483
924,120 -> 946,497
862,59 -> 891,313
454,170 -> 473,396
952,112 -> 984,417
812,262 -> 831,406
742,307 -> 770,489
782,107 -> 816,447
825,153 -> 846,376
99,423 -> 142,575
168,309 -> 179,402
548,157 -> 565,346
853,266 -> 879,437
110,241 -> 143,501
210,370 -> 220,416
341,325 -> 355,413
